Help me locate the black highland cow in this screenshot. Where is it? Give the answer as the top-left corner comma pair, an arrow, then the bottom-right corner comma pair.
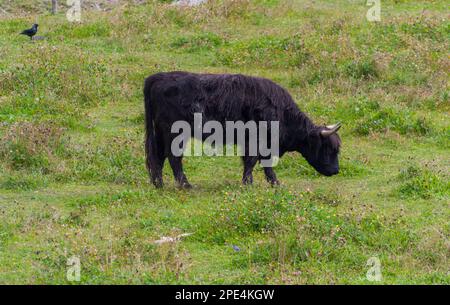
144,71 -> 341,188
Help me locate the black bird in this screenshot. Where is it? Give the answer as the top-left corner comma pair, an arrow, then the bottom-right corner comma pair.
20,24 -> 39,40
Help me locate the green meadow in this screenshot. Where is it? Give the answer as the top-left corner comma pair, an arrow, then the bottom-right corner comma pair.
0,0 -> 448,284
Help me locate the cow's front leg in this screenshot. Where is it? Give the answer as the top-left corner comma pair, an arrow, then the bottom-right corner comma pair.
242,156 -> 258,185
263,167 -> 280,186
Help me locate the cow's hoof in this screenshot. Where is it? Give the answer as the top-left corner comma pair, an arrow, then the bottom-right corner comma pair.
152,179 -> 163,188
242,177 -> 253,185
180,182 -> 192,189
270,180 -> 280,186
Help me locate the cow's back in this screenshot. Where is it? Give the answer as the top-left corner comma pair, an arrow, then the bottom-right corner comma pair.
145,71 -> 298,125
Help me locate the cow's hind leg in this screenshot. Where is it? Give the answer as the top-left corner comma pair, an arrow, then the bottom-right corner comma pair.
153,130 -> 167,187
242,156 -> 258,185
164,135 -> 191,189
146,130 -> 165,188
168,155 -> 191,189
263,167 -> 280,186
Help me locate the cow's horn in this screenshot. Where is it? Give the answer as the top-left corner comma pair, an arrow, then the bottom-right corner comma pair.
321,123 -> 341,137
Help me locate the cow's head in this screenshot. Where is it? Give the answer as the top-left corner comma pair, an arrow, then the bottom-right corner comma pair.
299,123 -> 341,176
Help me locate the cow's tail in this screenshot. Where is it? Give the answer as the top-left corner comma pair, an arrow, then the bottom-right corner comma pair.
143,76 -> 159,184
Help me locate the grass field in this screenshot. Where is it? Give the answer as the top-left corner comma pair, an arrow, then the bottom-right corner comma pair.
0,0 -> 449,284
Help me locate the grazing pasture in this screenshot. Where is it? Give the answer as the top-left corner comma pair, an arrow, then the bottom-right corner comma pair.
0,0 -> 448,284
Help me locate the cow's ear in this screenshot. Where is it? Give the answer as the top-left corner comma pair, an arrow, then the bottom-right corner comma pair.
164,86 -> 179,97
307,128 -> 321,138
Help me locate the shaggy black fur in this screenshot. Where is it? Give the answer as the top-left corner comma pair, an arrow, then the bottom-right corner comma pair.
144,71 -> 341,188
